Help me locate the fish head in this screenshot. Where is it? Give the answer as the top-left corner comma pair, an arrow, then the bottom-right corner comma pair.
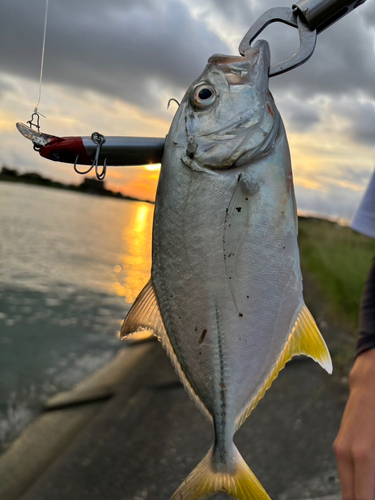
173,40 -> 279,171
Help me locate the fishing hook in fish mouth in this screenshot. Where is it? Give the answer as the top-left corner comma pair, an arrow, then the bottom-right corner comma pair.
73,132 -> 107,181
167,98 -> 180,110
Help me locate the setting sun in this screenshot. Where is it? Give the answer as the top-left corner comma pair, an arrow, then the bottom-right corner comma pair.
144,164 -> 161,171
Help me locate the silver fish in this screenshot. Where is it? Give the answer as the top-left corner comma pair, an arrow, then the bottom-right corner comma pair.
121,40 -> 332,499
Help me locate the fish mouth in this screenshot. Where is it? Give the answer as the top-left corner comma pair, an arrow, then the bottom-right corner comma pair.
212,43 -> 277,167
203,40 -> 271,138
208,40 -> 269,88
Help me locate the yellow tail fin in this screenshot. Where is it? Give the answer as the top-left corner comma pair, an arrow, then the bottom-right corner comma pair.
169,445 -> 271,500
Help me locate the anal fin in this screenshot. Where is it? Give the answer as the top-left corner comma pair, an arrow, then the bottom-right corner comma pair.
236,303 -> 332,429
120,279 -> 212,421
120,279 -> 165,340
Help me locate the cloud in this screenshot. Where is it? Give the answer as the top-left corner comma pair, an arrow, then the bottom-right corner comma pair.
278,97 -> 321,132
362,4 -> 375,28
0,0 -> 229,111
329,165 -> 373,187
333,98 -> 375,146
3,0 -> 374,113
0,77 -> 16,99
295,181 -> 365,221
277,8 -> 375,101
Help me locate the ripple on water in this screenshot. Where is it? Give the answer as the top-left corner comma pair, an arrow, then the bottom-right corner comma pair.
0,184 -> 154,453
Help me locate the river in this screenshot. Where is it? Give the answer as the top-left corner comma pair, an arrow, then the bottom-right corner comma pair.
0,182 -> 154,453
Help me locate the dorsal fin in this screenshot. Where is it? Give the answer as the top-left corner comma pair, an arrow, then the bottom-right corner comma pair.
236,303 -> 332,430
120,279 -> 212,422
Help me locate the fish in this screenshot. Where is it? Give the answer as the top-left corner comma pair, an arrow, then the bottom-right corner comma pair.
120,39 -> 332,499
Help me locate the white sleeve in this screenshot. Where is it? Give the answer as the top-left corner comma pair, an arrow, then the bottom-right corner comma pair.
351,170 -> 375,239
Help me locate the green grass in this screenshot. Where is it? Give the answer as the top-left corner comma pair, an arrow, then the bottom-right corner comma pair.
298,217 -> 375,331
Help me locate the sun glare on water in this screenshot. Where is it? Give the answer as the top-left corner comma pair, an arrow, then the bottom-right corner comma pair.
112,203 -> 154,305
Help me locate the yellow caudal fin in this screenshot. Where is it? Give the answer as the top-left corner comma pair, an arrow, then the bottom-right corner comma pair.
236,303 -> 332,430
169,445 -> 271,500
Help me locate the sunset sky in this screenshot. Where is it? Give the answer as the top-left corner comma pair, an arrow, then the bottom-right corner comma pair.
1,0 -> 375,218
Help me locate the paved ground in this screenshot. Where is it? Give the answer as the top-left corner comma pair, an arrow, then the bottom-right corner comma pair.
0,339 -> 348,500
0,276 -> 353,500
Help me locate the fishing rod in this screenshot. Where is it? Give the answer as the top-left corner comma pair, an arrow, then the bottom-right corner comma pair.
16,0 -> 368,180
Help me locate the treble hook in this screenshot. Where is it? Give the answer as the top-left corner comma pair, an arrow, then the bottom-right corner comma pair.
73,132 -> 107,180
167,98 -> 180,110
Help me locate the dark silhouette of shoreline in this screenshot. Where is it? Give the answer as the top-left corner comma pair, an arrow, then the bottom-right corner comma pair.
0,166 -> 154,204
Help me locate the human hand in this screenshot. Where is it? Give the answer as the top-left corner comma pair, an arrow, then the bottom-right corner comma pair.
334,348 -> 375,499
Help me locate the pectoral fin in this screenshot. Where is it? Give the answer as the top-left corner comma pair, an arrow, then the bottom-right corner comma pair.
224,174 -> 259,310
236,303 -> 332,430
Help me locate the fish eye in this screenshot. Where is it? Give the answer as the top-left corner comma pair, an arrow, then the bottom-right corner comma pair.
192,84 -> 216,108
198,88 -> 212,100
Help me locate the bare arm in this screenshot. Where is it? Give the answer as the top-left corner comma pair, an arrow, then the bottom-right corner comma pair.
334,348 -> 375,499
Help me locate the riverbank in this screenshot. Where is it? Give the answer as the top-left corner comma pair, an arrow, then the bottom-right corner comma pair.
0,342 -> 156,500
299,217 -> 375,330
0,166 -> 153,204
298,217 -> 374,374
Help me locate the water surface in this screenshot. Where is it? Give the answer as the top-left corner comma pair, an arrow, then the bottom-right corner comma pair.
0,182 -> 154,452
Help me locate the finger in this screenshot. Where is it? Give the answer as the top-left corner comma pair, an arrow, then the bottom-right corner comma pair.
334,441 -> 354,500
353,449 -> 375,500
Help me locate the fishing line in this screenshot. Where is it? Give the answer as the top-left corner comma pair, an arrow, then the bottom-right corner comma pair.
27,0 -> 49,131
36,0 -> 49,110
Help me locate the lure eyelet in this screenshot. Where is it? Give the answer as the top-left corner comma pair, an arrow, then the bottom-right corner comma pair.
191,84 -> 217,109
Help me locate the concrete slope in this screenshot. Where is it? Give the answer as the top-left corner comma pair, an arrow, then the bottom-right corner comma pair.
16,343 -> 346,500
